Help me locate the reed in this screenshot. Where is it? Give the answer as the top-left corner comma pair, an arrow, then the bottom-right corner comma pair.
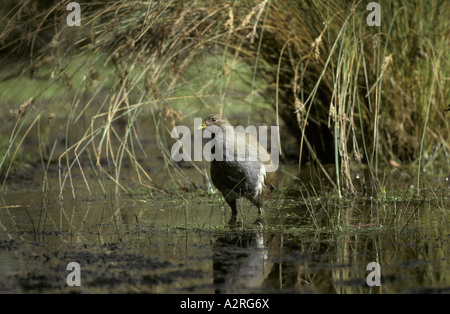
0,0 -> 448,198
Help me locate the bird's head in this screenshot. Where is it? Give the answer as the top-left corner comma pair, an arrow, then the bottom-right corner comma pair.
198,114 -> 232,131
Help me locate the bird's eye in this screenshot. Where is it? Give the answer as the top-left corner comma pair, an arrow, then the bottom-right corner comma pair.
212,118 -> 217,122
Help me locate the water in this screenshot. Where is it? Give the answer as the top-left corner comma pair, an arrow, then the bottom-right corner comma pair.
0,164 -> 448,293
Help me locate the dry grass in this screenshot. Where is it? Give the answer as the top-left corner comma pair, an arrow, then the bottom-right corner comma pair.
0,0 -> 448,197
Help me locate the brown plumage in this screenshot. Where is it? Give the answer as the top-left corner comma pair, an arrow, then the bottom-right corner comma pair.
199,114 -> 278,221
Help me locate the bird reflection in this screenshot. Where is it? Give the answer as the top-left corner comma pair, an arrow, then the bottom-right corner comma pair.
212,225 -> 272,294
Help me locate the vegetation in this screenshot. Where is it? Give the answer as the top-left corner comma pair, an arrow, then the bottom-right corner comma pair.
0,0 -> 448,198
1,1 -> 448,294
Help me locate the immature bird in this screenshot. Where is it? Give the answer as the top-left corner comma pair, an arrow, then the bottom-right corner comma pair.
199,114 -> 278,221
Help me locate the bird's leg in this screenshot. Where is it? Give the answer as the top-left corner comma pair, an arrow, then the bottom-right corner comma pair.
251,195 -> 264,216
258,207 -> 264,216
226,198 -> 237,216
225,198 -> 237,225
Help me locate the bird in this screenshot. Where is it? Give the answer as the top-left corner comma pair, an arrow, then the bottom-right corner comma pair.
198,114 -> 278,222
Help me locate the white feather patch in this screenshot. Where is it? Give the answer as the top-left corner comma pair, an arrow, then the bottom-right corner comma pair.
254,165 -> 266,198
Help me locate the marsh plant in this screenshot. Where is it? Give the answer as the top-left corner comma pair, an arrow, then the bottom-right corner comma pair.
0,0 -> 448,201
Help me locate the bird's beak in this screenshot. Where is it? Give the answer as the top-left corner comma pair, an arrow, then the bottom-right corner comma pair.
198,121 -> 207,130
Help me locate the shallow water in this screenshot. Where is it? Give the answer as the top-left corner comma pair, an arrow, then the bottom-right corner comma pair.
0,164 -> 449,294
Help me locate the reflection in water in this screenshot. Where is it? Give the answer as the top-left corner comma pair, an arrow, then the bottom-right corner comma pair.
0,168 -> 448,293
212,226 -> 272,294
211,202 -> 449,294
